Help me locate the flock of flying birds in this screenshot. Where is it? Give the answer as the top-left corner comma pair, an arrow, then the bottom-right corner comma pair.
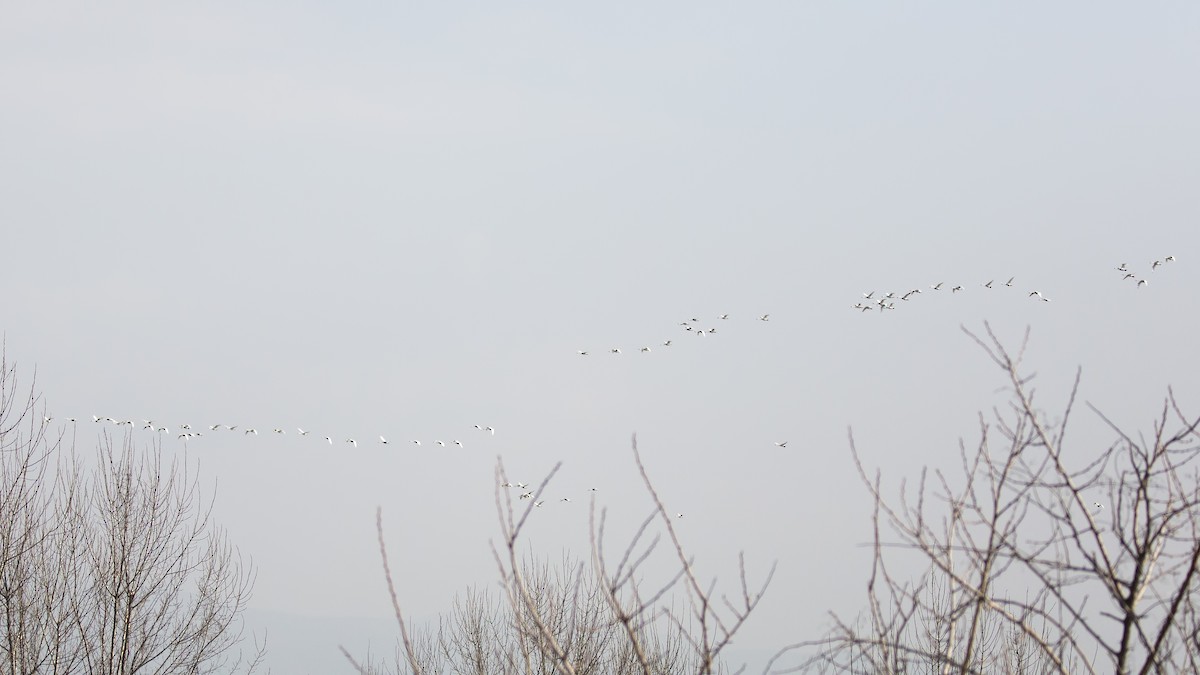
849,257 -> 1178,313
47,414 -> 499,451
44,258 -> 1176,517
576,313 -> 771,356
41,415 -> 689,515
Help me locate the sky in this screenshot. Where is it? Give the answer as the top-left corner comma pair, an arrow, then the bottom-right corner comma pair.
2,2 -> 1199,672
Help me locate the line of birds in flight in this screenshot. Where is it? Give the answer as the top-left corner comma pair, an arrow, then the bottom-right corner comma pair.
576,313 -> 771,356
850,257 -> 1177,313
46,414 -> 500,449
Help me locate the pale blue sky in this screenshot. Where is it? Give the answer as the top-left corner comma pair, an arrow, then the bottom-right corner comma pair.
2,3 -> 1198,672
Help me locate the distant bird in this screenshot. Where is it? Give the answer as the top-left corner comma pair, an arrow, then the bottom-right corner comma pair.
578,350 -> 589,356
500,482 -> 515,488
210,424 -> 221,431
1029,291 -> 1049,302
1138,279 -> 1148,287
474,424 -> 482,430
485,426 -> 495,435
1152,260 -> 1163,270
641,346 -> 651,352
560,498 -> 571,502
931,282 -> 944,290
952,285 -> 963,293
273,428 -> 285,434
181,424 -> 191,430
1166,255 -> 1175,262
454,440 -> 463,448
412,440 -> 421,446
983,280 -> 993,289
534,501 -> 545,507
244,428 -> 257,435
43,416 -> 52,423
298,428 -> 309,436
610,348 -> 621,354
226,425 -> 238,431
346,439 -> 357,448
1005,277 -> 1014,287
66,417 -> 75,423
719,314 -> 730,320
93,415 -> 101,422
1117,263 -> 1128,272
589,487 -> 598,492
1094,502 -> 1104,510
663,340 -> 673,346
758,314 -> 770,321
859,305 -> 873,312
324,436 -> 333,445
863,292 -> 874,299
1123,273 -> 1136,280
379,436 -> 388,444
436,440 -> 445,447
519,492 -> 533,500
156,427 -> 168,433
675,513 -> 684,519
774,441 -> 788,448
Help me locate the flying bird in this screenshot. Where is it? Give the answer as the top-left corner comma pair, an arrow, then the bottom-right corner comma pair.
774,441 -> 788,448
486,426 -> 494,435
719,314 -> 730,319
1117,263 -> 1128,272
436,440 -> 445,447
931,282 -> 944,290
663,340 -> 673,346
610,348 -> 621,354
379,436 -> 389,444
758,314 -> 770,321
273,428 -> 285,434
244,428 -> 258,435
641,346 -> 651,352
454,440 -> 463,448
412,440 -> 421,446
325,436 -> 333,445
578,350 -> 589,356
1137,279 -> 1148,287
1166,255 -> 1175,262
1005,277 -> 1014,287
1152,260 -> 1163,270
298,428 -> 309,436
983,280 -> 994,289
952,285 -> 963,293
346,439 -> 357,448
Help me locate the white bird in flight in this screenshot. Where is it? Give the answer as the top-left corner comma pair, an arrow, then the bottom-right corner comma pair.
454,440 -> 463,448
298,428 -> 309,436
273,428 -> 285,434
610,348 -> 621,354
412,440 -> 421,446
759,314 -> 770,321
244,428 -> 258,435
774,441 -> 788,448
346,439 -> 357,448
578,350 -> 589,356
325,436 -> 333,445
486,426 -> 495,434
1029,291 -> 1049,302
436,440 -> 445,447
379,436 -> 388,444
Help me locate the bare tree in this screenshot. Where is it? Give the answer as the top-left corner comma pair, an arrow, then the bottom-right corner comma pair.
0,348 -> 262,674
348,436 -> 772,675
797,324 -> 1200,674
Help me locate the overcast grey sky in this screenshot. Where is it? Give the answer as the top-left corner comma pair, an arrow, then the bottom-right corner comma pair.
3,3 -> 1199,672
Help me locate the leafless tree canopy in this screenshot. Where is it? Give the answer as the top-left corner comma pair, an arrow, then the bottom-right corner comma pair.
0,351 -> 261,675
346,439 -> 774,675
798,324 -> 1200,675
